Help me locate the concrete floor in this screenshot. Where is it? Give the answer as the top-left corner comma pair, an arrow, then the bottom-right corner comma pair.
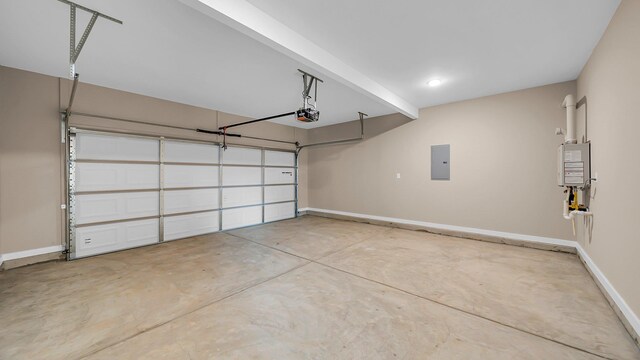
0,216 -> 638,359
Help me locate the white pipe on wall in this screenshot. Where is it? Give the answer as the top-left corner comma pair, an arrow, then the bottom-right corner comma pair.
563,193 -> 593,220
563,197 -> 592,236
563,192 -> 592,236
564,209 -> 593,220
562,94 -> 577,144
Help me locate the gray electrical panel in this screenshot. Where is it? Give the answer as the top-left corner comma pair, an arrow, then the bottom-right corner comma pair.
557,143 -> 590,187
431,144 -> 450,180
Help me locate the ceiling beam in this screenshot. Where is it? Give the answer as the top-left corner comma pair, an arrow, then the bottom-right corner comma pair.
177,0 -> 419,119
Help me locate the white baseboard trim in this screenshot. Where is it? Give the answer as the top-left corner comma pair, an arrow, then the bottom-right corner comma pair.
304,207 -> 639,342
305,207 -> 574,248
576,244 -> 640,341
2,245 -> 64,262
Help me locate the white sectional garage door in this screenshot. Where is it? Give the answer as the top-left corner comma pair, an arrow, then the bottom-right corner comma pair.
162,140 -> 220,242
68,130 -> 297,259
71,133 -> 161,259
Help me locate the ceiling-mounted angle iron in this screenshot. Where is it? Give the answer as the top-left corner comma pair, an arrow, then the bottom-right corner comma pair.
57,0 -> 123,78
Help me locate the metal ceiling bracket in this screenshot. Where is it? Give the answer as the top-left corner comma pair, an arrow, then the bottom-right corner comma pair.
58,0 -> 123,77
298,69 -> 323,110
358,111 -> 367,137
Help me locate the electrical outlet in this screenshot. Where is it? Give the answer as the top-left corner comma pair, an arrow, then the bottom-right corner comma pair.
396,173 -> 401,179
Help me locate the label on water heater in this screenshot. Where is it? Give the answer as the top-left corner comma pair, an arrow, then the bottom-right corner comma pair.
564,150 -> 582,162
564,161 -> 584,184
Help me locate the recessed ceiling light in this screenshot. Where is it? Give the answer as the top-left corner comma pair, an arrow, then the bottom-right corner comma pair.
428,79 -> 442,87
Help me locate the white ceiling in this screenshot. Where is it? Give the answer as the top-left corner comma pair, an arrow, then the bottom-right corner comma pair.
0,0 -> 620,128
243,0 -> 620,108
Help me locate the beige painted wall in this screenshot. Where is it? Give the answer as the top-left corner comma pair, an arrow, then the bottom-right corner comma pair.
307,81 -> 576,241
0,66 -> 62,255
0,65 -> 308,255
576,0 -> 640,320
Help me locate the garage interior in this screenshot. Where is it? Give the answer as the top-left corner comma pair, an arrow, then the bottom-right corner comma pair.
0,0 -> 639,359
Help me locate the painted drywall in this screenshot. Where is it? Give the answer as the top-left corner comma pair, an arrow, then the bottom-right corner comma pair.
576,0 -> 640,324
0,65 -> 308,255
307,81 -> 576,241
0,66 -> 62,256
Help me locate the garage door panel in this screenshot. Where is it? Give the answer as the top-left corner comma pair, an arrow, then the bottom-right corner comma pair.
164,141 -> 219,164
264,185 -> 295,203
164,211 -> 219,241
164,165 -> 218,188
163,189 -> 219,215
75,163 -> 159,192
222,187 -> 262,208
75,218 -> 159,258
264,151 -> 295,167
222,166 -> 261,186
264,202 -> 295,222
76,133 -> 159,161
221,206 -> 262,230
222,147 -> 261,165
75,192 -> 159,225
264,167 -> 295,184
